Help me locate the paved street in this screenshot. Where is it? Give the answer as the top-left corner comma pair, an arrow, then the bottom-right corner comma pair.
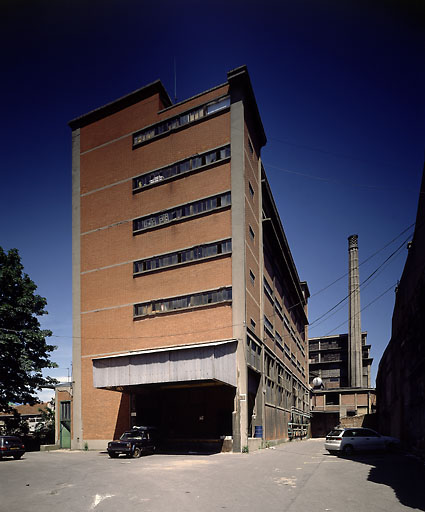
1,438 -> 424,512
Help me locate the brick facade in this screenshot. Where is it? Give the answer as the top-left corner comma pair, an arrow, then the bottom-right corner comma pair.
70,67 -> 309,451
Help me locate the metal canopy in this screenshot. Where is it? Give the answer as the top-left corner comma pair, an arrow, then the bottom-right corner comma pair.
92,339 -> 237,389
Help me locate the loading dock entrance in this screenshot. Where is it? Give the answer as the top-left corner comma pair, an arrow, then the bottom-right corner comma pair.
93,340 -> 238,451
129,381 -> 235,451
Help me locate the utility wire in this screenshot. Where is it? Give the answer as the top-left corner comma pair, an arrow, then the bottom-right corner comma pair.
322,282 -> 397,336
308,234 -> 410,327
308,248 -> 405,331
267,135 -> 404,170
309,222 -> 415,299
284,222 -> 415,316
263,162 -> 423,194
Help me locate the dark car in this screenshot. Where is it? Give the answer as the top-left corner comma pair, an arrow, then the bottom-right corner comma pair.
0,436 -> 25,460
107,426 -> 157,458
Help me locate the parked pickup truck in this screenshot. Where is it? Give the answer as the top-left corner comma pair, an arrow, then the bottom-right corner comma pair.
107,426 -> 157,458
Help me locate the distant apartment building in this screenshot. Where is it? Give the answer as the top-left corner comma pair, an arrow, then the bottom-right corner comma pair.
309,236 -> 375,436
377,165 -> 425,458
69,66 -> 310,452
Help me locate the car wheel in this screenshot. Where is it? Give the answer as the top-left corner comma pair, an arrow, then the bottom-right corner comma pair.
133,447 -> 141,458
13,454 -> 22,460
109,452 -> 118,458
343,445 -> 354,456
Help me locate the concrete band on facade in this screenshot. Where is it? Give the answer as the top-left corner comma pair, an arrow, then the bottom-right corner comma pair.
92,339 -> 237,389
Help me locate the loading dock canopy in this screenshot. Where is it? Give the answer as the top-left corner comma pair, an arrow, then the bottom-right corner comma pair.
93,339 -> 237,389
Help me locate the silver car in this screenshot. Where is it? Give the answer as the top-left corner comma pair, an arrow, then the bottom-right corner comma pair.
325,427 -> 399,456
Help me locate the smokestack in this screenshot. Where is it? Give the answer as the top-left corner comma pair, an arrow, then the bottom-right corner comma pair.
348,234 -> 363,387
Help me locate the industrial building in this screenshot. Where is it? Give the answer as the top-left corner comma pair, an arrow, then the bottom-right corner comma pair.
309,236 -> 375,436
377,166 -> 425,458
69,66 -> 310,452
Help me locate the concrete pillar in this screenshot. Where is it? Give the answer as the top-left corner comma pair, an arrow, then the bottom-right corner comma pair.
71,128 -> 83,449
348,234 -> 363,388
230,98 -> 248,452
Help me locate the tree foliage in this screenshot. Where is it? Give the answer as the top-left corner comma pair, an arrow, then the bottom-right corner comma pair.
0,247 -> 57,411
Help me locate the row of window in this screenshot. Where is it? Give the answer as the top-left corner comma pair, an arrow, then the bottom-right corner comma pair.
264,314 -> 274,337
134,287 -> 232,318
264,314 -> 305,374
133,191 -> 231,234
264,277 -> 284,324
284,313 -> 305,357
133,145 -> 231,192
133,97 -> 231,147
264,353 -> 309,407
134,239 -> 232,275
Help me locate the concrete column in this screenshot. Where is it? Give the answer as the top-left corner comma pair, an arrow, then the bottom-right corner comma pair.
230,99 -> 248,452
71,128 -> 83,449
348,234 -> 362,388
258,158 -> 265,441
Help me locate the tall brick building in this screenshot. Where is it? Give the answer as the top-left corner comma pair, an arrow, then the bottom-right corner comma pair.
69,66 -> 310,452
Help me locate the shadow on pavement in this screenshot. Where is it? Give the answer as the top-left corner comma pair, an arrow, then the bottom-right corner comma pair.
341,451 -> 425,511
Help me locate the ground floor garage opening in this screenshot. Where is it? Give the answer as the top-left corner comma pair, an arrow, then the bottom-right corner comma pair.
92,339 -> 238,452
129,380 -> 235,453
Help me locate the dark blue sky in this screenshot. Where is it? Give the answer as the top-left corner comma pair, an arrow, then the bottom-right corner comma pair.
1,0 -> 424,399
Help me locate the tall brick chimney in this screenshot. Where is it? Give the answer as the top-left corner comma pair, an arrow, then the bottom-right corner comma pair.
348,234 -> 363,387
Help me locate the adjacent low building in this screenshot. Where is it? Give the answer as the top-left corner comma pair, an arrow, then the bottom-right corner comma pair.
69,66 -> 310,452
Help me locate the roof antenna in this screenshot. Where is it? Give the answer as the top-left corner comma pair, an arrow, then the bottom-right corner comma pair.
174,57 -> 177,103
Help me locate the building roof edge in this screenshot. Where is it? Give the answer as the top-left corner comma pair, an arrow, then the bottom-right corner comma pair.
68,79 -> 172,130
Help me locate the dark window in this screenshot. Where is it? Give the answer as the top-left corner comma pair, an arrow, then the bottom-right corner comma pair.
248,181 -> 254,198
60,401 -> 71,421
361,429 -> 379,437
249,270 -> 255,286
326,394 -> 339,406
263,277 -> 273,303
249,225 -> 255,241
134,242 -> 232,275
343,429 -> 357,437
133,97 -> 230,147
134,287 -> 232,318
133,145 -> 231,192
133,192 -> 231,234
275,331 -> 283,349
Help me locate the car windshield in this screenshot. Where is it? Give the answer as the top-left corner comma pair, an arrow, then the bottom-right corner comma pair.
120,432 -> 143,441
327,429 -> 343,437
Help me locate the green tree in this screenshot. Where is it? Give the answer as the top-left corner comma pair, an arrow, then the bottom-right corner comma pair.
0,247 -> 57,411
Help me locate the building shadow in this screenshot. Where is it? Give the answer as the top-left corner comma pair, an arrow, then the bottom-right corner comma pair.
340,451 -> 425,511
156,438 -> 224,455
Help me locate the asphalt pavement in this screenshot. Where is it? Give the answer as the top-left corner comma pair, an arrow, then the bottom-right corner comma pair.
1,438 -> 424,512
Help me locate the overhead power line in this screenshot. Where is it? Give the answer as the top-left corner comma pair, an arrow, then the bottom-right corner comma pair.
309,222 -> 415,299
322,281 -> 397,336
267,135 -> 404,170
308,248 -> 405,331
264,162 -> 419,193
308,234 -> 411,328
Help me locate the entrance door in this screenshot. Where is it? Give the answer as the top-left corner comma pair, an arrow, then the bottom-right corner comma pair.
59,401 -> 71,449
